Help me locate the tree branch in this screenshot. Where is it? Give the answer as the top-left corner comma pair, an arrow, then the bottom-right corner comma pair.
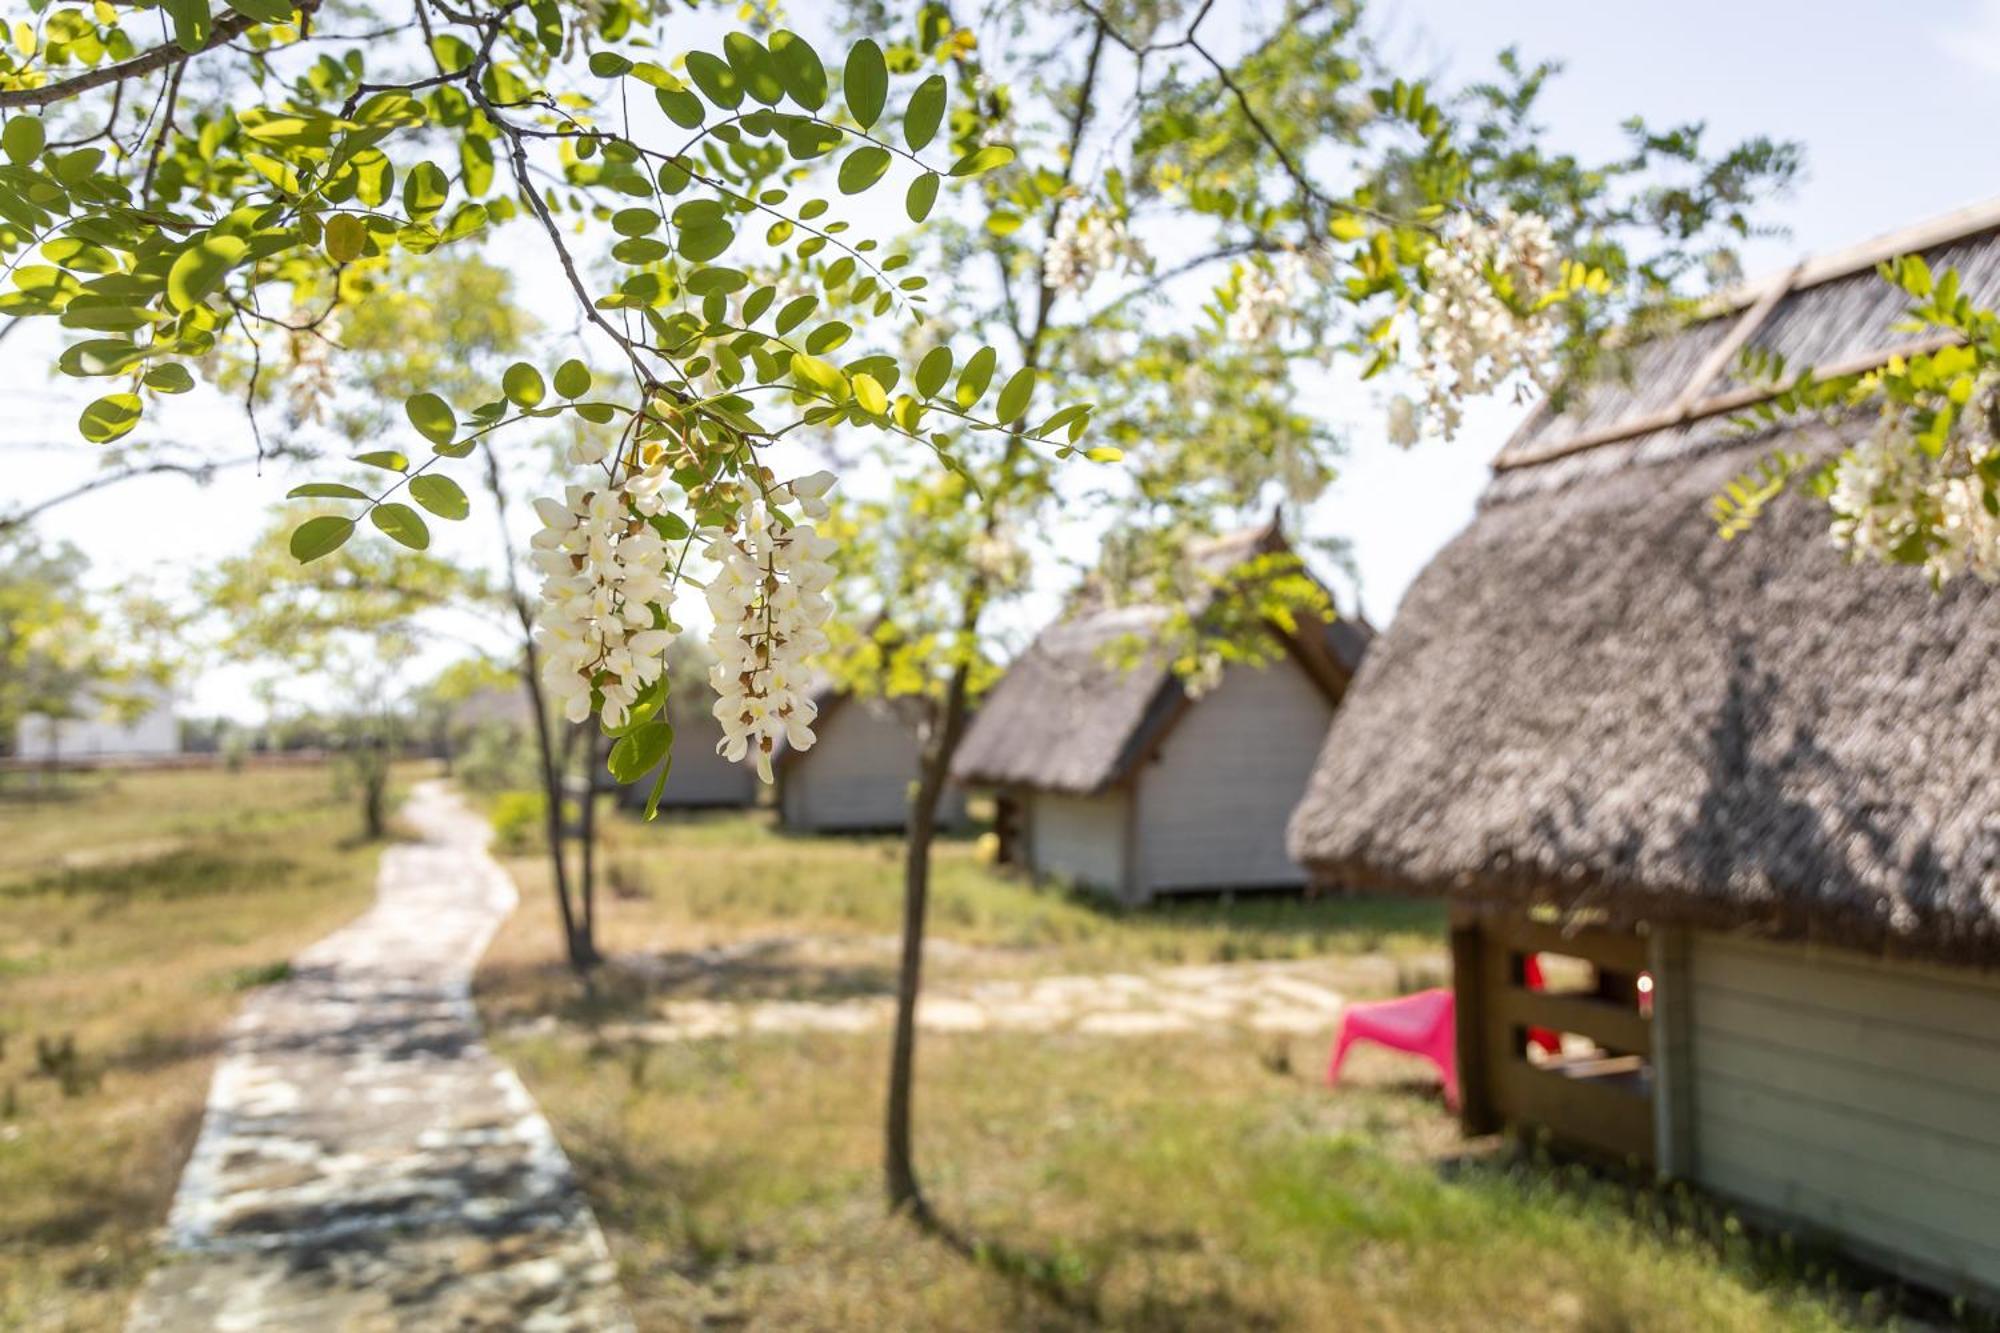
0,0 -> 322,112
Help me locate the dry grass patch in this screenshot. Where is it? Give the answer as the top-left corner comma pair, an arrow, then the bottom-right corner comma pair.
480,811 -> 1893,1332
0,764 -> 412,1331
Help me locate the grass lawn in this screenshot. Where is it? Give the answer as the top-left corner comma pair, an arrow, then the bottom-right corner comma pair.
0,763 -> 407,1332
478,806 -> 1908,1332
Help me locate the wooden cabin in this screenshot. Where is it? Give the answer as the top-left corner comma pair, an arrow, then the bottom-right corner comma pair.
617,709 -> 759,812
774,690 -> 968,833
1286,202 -> 2000,1305
955,521 -> 1371,904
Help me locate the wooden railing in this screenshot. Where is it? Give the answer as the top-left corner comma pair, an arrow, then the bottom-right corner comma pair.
1452,908 -> 1656,1165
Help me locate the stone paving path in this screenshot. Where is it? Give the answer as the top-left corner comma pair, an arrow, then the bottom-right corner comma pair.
578,952 -> 1355,1047
128,782 -> 631,1333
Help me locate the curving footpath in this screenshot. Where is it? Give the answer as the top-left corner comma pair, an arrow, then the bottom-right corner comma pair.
128,781 -> 631,1332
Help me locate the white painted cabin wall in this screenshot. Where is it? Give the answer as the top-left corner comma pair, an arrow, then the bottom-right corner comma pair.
780,699 -> 965,831
1025,789 -> 1129,897
1130,661 -> 1334,897
1681,932 -> 2000,1297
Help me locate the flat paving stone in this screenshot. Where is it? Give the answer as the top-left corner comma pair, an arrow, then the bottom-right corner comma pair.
128,782 -> 631,1333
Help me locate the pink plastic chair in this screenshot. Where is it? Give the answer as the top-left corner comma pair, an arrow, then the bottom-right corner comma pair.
1326,988 -> 1461,1106
1326,956 -> 1562,1108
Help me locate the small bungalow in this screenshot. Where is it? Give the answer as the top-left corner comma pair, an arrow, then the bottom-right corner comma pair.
775,688 -> 968,833
954,521 -> 1371,904
620,708 -> 760,812
1287,201 -> 2000,1303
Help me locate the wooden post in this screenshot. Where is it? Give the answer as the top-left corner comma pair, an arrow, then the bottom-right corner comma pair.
1449,906 -> 1498,1135
1648,926 -> 1695,1179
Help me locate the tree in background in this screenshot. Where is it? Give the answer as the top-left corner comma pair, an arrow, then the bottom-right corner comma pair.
203,514 -> 482,837
816,0 -> 1801,1222
0,529 -> 170,783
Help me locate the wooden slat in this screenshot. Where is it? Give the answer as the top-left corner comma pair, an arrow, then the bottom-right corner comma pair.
1491,331 -> 1962,472
1693,933 -> 2000,1048
1492,1059 -> 1655,1163
1690,1028 -> 2000,1147
1486,917 -> 1650,974
1497,988 -> 1651,1057
1693,987 -> 2000,1099
1648,928 -> 1695,1179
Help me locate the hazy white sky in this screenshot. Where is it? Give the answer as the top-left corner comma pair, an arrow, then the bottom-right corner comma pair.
11,0 -> 2000,713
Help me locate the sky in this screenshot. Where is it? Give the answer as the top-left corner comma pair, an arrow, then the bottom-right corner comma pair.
11,0 -> 2000,715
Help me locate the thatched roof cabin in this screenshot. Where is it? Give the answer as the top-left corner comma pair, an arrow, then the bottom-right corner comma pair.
955,521 -> 1371,902
1286,200 -> 2000,1302
773,685 -> 968,833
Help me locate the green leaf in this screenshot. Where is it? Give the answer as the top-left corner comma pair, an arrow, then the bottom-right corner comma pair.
160,0 -> 210,52
791,353 -> 846,397
837,146 -> 891,195
915,346 -> 953,398
142,363 -> 195,394
774,294 -> 817,335
843,39 -> 887,130
554,359 -> 592,398
995,367 -> 1036,423
955,346 -> 997,408
904,75 -> 946,151
643,752 -> 674,820
906,172 -> 940,223
323,212 -> 366,262
724,33 -> 784,106
371,502 -> 430,550
289,516 -> 354,563
609,720 -> 674,783
166,234 -> 248,311
287,482 -> 370,500
402,160 -> 449,219
405,392 -> 456,446
949,145 -> 1014,177
677,218 -> 735,262
355,450 -> 408,472
503,362 -> 546,407
851,372 -> 888,415
589,51 -> 632,77
768,30 -> 827,110
656,86 -> 705,129
78,393 -> 141,443
223,0 -> 294,22
409,474 -> 469,520
685,50 -> 743,108
1,115 -> 43,165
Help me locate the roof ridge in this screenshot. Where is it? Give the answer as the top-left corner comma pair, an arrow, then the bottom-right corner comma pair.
1491,196 -> 2000,473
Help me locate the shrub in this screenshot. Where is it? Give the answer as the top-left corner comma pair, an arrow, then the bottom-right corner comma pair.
490,790 -> 547,854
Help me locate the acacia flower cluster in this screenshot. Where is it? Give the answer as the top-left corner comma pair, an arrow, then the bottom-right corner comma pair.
1405,206 -> 1560,442
704,472 -> 839,782
1828,411 -> 2000,584
529,454 -> 679,729
1224,251 -> 1314,344
1044,206 -> 1147,296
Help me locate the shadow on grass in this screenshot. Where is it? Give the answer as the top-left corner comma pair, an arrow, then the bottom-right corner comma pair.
1438,1140 -> 2000,1332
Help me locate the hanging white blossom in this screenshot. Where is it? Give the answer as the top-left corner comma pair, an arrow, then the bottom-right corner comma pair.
704,482 -> 839,782
528,466 -> 678,731
1224,250 -> 1313,344
1405,206 -> 1560,442
1828,412 -> 2000,584
1044,207 -> 1146,296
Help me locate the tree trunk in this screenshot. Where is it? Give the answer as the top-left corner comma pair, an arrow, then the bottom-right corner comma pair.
885,668 -> 974,1220
575,726 -> 601,966
479,443 -> 591,973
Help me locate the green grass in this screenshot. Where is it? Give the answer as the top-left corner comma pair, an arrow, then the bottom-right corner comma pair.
478,805 -> 1916,1332
0,764 -> 409,1332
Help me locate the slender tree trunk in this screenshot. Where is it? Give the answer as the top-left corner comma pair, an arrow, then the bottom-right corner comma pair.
576,726 -> 601,963
886,668 -> 975,1219
480,443 -> 592,972
881,16 -> 1108,1220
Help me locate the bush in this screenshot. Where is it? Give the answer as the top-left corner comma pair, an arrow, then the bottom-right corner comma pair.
455,721 -> 541,795
490,789 -> 547,854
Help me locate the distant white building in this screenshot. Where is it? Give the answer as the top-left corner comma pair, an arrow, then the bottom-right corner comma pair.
15,683 -> 180,761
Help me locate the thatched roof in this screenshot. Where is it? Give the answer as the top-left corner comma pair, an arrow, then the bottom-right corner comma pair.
1288,202 -> 2000,964
953,521 -> 1373,795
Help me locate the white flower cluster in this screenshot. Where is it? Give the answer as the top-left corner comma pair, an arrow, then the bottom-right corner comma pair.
1044,207 -> 1146,296
1224,251 -> 1313,344
704,472 -> 839,782
529,456 -> 679,728
1829,416 -> 2000,584
1406,207 -> 1560,442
